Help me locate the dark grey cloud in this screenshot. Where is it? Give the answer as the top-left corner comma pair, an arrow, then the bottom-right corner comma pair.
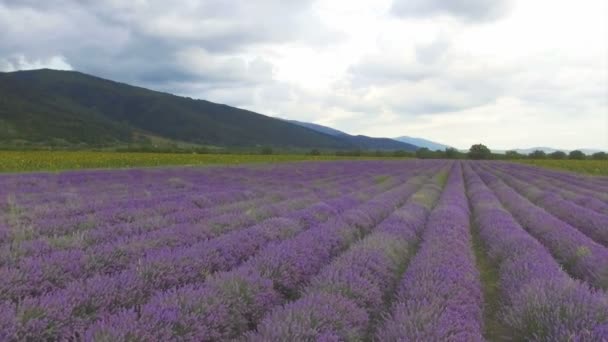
391,0 -> 512,22
1,0 -> 329,51
0,0 -> 338,91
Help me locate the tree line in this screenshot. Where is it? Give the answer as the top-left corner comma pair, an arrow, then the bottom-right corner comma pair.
332,144 -> 607,160
434,144 -> 607,160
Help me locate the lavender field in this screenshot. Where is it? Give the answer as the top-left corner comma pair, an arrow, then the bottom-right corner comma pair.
0,160 -> 606,341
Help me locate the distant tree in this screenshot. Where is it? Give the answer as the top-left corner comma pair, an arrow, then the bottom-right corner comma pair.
374,150 -> 385,157
260,147 -> 273,155
392,150 -> 409,158
568,150 -> 586,160
529,150 -> 546,159
309,149 -> 321,156
351,149 -> 362,157
416,147 -> 434,159
591,152 -> 607,160
445,147 -> 461,159
549,151 -> 567,159
468,144 -> 492,160
505,150 -> 523,159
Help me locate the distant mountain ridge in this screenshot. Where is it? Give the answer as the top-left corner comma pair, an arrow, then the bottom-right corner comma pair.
287,120 -> 417,151
0,69 -> 416,150
286,120 -> 348,137
393,136 -> 452,151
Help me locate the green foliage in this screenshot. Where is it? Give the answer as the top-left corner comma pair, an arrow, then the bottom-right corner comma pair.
568,150 -> 586,160
517,160 -> 608,176
392,150 -> 412,158
415,147 -> 433,159
528,150 -> 546,159
444,147 -> 463,159
335,149 -> 363,157
468,144 -> 492,160
548,151 -> 567,159
0,151 -> 399,173
260,147 -> 273,155
592,152 -> 607,160
309,149 -> 321,156
504,150 -> 523,159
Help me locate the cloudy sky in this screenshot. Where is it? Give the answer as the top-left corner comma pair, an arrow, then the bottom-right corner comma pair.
1,0 -> 606,150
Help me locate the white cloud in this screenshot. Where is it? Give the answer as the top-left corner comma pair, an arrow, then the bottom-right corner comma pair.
0,55 -> 72,71
390,0 -> 513,22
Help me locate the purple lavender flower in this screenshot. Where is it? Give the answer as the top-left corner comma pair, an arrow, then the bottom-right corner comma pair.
463,162 -> 608,341
377,163 -> 484,341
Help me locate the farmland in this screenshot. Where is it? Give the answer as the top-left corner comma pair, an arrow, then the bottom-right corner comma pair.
0,160 -> 607,341
517,159 -> 608,176
0,151 -> 392,173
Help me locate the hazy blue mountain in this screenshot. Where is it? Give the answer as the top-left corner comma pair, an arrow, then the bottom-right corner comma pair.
393,136 -> 452,151
287,120 -> 417,151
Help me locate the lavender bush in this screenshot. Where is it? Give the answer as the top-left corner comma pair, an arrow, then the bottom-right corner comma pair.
376,163 -> 484,341
463,163 -> 608,341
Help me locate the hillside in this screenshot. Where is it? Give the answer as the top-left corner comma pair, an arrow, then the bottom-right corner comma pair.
0,69 -> 414,150
286,120 -> 348,136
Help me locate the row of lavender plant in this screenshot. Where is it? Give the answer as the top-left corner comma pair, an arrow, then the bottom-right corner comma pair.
0,192 -> 311,300
29,166 -> 366,228
0,160 -> 408,240
0,161 -> 352,228
1,169 -> 368,258
0,188 -> 303,266
0,167 -> 410,300
509,161 -> 608,189
0,168 -> 278,250
2,162 -> 448,340
0,166 -> 258,219
78,164 -> 447,341
489,162 -> 608,214
481,164 -> 608,246
494,162 -> 608,203
463,163 -> 608,341
1,161 -> 404,209
0,164 -> 367,253
0,163 -> 416,268
246,171 -> 446,340
472,164 -> 608,290
0,172 -> 371,265
0,165 -> 414,264
375,162 -> 484,341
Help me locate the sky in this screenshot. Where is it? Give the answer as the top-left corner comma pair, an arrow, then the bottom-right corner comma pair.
1,0 -> 607,150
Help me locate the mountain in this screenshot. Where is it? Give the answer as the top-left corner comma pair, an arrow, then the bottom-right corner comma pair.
0,70 -> 405,151
286,120 -> 348,137
511,147 -> 563,155
287,120 -> 417,151
1,69 -> 368,149
393,136 -> 452,151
